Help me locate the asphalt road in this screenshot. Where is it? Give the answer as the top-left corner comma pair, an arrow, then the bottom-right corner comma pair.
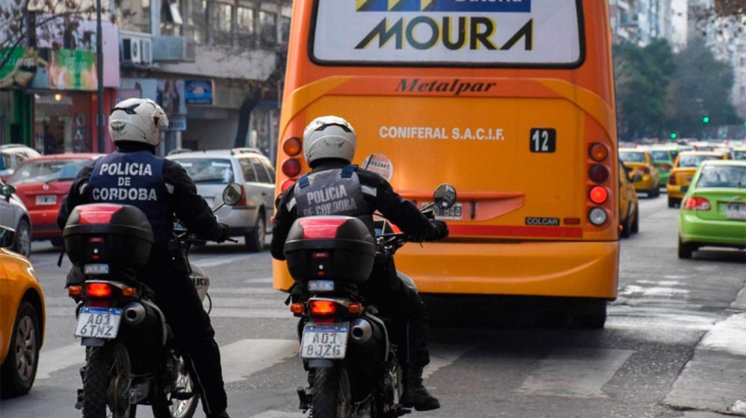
1,193 -> 745,418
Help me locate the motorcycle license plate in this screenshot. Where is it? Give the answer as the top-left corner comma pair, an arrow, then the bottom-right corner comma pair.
74,307 -> 122,339
300,323 -> 348,359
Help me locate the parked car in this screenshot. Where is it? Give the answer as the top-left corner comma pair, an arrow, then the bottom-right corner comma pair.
7,154 -> 103,247
0,145 -> 41,182
678,160 -> 746,259
0,181 -> 32,257
667,151 -> 728,208
619,162 -> 639,238
0,225 -> 45,397
619,148 -> 661,197
168,148 -> 275,252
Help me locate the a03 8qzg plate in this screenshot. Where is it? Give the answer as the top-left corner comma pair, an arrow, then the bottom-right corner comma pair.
300,322 -> 349,359
74,307 -> 122,339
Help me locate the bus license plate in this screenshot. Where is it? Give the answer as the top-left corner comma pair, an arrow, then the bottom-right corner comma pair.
300,323 -> 348,359
725,203 -> 746,220
36,195 -> 57,205
422,202 -> 463,220
74,307 -> 122,339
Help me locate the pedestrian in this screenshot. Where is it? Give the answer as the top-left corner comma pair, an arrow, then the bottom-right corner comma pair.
271,115 -> 449,411
57,98 -> 232,418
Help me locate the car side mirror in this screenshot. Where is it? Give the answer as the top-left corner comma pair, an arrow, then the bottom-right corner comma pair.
222,183 -> 243,206
1,183 -> 14,200
0,226 -> 15,248
433,183 -> 457,209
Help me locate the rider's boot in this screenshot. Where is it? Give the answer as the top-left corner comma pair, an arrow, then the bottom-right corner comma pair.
401,365 -> 440,411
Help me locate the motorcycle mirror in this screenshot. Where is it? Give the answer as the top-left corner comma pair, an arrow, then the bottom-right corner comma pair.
222,183 -> 243,206
433,184 -> 457,209
1,184 -> 15,199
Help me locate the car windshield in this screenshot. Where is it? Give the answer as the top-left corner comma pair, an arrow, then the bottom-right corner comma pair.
678,155 -> 720,168
651,151 -> 671,161
8,159 -> 90,185
696,165 -> 746,188
619,152 -> 646,163
173,158 -> 235,184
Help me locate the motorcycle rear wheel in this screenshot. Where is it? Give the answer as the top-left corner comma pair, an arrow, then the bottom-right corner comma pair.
83,343 -> 136,418
151,355 -> 199,418
311,365 -> 353,418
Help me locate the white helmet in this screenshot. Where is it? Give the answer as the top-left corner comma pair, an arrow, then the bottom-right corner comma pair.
108,98 -> 169,146
302,116 -> 357,166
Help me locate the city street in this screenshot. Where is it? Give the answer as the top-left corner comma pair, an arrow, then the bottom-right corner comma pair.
1,194 -> 745,418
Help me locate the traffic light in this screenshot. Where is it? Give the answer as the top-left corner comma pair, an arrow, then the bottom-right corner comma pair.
669,132 -> 678,140
702,115 -> 710,124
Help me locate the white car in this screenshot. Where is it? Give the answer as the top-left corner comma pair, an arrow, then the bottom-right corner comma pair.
168,148 -> 275,252
0,180 -> 31,257
0,145 -> 41,182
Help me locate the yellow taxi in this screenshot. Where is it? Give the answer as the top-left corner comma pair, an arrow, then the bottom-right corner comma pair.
619,148 -> 661,198
666,151 -> 729,208
0,226 -> 45,397
619,162 -> 639,238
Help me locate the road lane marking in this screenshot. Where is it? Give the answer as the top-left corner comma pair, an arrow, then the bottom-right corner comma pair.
220,339 -> 298,384
518,347 -> 634,398
37,344 -> 85,379
422,344 -> 475,380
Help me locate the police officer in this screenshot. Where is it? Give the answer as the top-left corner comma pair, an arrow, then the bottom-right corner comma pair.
58,98 -> 232,418
271,115 -> 448,411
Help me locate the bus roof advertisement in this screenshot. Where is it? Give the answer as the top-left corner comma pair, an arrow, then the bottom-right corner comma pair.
312,0 -> 581,65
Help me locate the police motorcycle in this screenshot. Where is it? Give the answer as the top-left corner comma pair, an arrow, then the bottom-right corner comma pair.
286,184 -> 457,418
62,183 -> 243,418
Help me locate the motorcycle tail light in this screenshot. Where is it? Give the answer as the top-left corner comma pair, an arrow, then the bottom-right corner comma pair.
86,283 -> 113,298
290,303 -> 304,315
68,285 -> 82,298
348,303 -> 362,314
122,287 -> 138,297
310,300 -> 337,316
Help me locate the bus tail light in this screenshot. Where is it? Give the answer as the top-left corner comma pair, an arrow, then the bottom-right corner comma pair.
589,165 -> 610,183
281,179 -> 297,192
588,208 -> 608,225
589,186 -> 609,204
282,158 -> 301,178
683,196 -> 711,211
589,143 -> 609,162
283,137 -> 302,156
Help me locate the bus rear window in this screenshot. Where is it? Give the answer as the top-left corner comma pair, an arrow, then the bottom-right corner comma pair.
311,0 -> 583,67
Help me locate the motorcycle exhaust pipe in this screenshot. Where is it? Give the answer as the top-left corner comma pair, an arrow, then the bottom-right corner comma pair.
123,302 -> 147,325
350,318 -> 373,344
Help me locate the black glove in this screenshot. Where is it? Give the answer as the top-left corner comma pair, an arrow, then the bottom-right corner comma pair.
216,223 -> 231,243
430,220 -> 449,240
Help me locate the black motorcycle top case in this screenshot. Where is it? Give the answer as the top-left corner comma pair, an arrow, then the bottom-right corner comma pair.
284,216 -> 376,284
63,204 -> 154,268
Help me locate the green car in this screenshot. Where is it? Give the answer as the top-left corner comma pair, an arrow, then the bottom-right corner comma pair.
650,148 -> 677,187
678,160 -> 746,259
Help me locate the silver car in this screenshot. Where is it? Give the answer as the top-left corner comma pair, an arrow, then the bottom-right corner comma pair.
0,180 -> 31,257
168,148 -> 275,252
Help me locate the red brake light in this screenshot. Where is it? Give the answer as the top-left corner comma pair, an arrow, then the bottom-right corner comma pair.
668,175 -> 676,185
86,283 -> 113,298
638,167 -> 650,175
310,300 -> 337,316
282,158 -> 301,178
236,184 -> 248,206
683,196 -> 711,211
589,186 -> 609,204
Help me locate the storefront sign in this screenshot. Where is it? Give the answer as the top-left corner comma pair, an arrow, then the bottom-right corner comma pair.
185,79 -> 213,105
0,48 -> 45,89
48,49 -> 97,91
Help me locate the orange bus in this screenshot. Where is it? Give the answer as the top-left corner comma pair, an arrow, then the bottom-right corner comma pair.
273,0 -> 619,327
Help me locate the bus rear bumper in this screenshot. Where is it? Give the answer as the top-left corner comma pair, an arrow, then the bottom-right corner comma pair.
396,240 -> 619,299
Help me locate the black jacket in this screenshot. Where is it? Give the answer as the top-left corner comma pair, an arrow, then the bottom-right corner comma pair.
271,160 -> 439,260
57,142 -> 224,246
